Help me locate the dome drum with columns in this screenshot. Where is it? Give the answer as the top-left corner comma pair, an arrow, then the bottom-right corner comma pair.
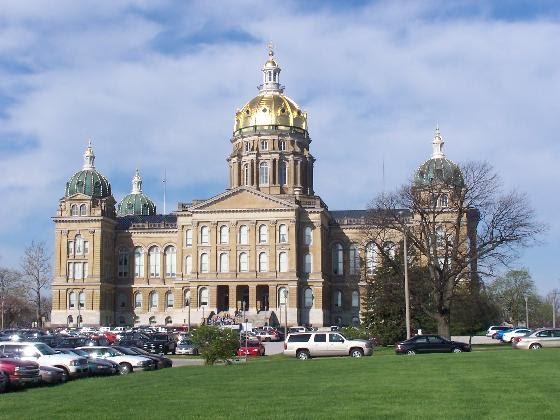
50,46 -> 473,329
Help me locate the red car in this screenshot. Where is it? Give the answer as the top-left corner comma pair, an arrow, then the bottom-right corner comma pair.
237,341 -> 265,357
0,355 -> 41,388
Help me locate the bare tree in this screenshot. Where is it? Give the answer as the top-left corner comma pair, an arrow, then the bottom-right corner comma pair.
0,266 -> 22,329
365,161 -> 545,337
21,241 -> 51,327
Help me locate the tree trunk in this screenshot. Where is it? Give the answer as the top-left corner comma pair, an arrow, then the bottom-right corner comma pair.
37,289 -> 41,328
435,313 -> 450,339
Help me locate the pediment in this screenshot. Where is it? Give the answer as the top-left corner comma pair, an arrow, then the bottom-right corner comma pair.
189,187 -> 297,211
63,193 -> 92,201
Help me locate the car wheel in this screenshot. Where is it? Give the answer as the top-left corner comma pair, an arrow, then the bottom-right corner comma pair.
119,363 -> 133,374
452,348 -> 462,353
296,350 -> 310,360
56,366 -> 70,383
529,343 -> 542,350
406,349 -> 416,356
350,348 -> 364,358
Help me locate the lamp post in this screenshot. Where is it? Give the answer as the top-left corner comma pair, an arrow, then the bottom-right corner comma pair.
524,295 -> 529,328
284,289 -> 289,339
552,291 -> 558,329
403,229 -> 411,339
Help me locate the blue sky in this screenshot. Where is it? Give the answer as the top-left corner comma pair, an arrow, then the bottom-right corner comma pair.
1,0 -> 559,293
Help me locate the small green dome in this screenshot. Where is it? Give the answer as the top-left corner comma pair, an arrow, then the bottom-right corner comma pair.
415,128 -> 464,188
65,144 -> 112,198
117,170 -> 156,217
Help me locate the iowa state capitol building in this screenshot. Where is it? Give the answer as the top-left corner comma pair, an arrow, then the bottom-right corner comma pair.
51,48 -> 457,328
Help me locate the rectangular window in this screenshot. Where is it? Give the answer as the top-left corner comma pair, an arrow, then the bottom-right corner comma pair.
67,241 -> 74,256
314,334 -> 326,342
84,241 -> 89,254
67,262 -> 74,279
260,140 -> 268,150
185,229 -> 193,246
83,263 -> 88,278
74,262 -> 83,279
279,140 -> 286,151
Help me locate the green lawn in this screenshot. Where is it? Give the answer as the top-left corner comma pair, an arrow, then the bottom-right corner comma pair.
2,348 -> 559,419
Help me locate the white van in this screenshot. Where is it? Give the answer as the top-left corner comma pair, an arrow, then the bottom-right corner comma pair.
284,331 -> 373,359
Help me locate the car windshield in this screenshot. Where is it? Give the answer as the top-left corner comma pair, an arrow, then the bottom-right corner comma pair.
34,343 -> 56,355
102,348 -> 123,357
179,340 -> 192,345
71,349 -> 88,357
130,347 -> 150,356
115,347 -> 136,355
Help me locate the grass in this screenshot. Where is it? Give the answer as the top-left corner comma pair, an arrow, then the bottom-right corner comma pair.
1,347 -> 559,419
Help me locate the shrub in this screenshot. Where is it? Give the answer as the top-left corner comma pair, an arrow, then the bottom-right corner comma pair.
190,325 -> 239,365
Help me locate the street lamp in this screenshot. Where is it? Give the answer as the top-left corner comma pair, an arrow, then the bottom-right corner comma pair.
399,211 -> 411,339
524,295 -> 529,328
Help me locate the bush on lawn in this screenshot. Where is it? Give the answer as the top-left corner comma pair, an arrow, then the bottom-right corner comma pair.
190,325 -> 239,365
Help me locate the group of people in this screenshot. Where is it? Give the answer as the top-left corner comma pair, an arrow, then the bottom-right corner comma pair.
207,313 -> 236,326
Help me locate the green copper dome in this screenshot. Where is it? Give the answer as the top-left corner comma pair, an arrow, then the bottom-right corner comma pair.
415,128 -> 464,188
117,170 -> 156,217
65,143 -> 112,198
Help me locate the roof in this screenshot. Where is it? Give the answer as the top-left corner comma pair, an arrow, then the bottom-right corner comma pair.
116,214 -> 177,230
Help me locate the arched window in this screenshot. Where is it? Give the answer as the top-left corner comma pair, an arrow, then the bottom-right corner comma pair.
219,225 -> 229,244
304,288 -> 313,309
278,252 -> 288,273
185,255 -> 192,274
349,244 -> 360,274
304,226 -> 313,245
259,224 -> 268,244
75,235 -> 83,255
219,253 -> 229,273
165,316 -> 172,325
200,253 -> 209,273
279,160 -> 287,185
165,246 -> 176,277
134,247 -> 144,277
258,252 -> 268,272
383,241 -> 396,260
79,204 -> 87,216
199,287 -> 208,307
148,246 -> 160,277
259,162 -> 269,185
78,291 -> 85,308
352,291 -> 359,308
165,291 -> 174,309
134,292 -> 142,308
184,290 -> 191,307
334,290 -> 342,309
185,229 -> 193,246
200,226 -> 209,244
239,225 -> 249,244
149,316 -> 156,325
278,224 -> 288,243
67,315 -> 73,325
366,242 -> 376,274
304,253 -> 312,274
71,204 -> 79,216
243,164 -> 250,185
118,248 -> 129,277
332,243 -> 343,275
278,287 -> 288,307
68,292 -> 76,309
239,252 -> 248,272
149,291 -> 159,310
118,293 -> 126,308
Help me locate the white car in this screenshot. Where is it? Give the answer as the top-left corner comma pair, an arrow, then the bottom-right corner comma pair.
502,328 -> 531,343
0,341 -> 89,379
76,346 -> 154,374
485,326 -> 511,338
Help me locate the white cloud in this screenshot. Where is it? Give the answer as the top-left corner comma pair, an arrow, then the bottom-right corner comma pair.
1,0 -> 559,291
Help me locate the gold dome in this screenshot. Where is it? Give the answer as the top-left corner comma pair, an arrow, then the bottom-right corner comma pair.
234,91 -> 308,132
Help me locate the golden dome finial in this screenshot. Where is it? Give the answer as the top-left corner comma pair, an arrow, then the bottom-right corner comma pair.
267,41 -> 275,57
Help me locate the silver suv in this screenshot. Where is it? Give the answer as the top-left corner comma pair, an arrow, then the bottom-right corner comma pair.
284,332 -> 373,359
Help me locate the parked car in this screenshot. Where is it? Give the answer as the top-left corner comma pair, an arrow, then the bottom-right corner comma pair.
502,328 -> 531,343
395,335 -> 471,355
512,328 -> 560,350
176,339 -> 199,356
0,353 -> 41,388
112,346 -> 172,369
494,328 -> 516,341
56,348 -> 120,376
76,346 -> 155,374
253,328 -> 281,342
142,334 -> 177,354
284,332 -> 373,359
0,342 -> 89,379
39,365 -> 67,385
486,325 -> 512,338
237,340 -> 265,357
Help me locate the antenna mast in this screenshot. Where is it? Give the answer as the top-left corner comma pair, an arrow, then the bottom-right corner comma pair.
163,169 -> 167,215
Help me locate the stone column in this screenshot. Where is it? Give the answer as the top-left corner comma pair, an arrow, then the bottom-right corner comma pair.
269,220 -> 277,274
249,285 -> 256,311
208,285 -> 217,311
228,285 -> 237,311
268,285 -> 277,308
